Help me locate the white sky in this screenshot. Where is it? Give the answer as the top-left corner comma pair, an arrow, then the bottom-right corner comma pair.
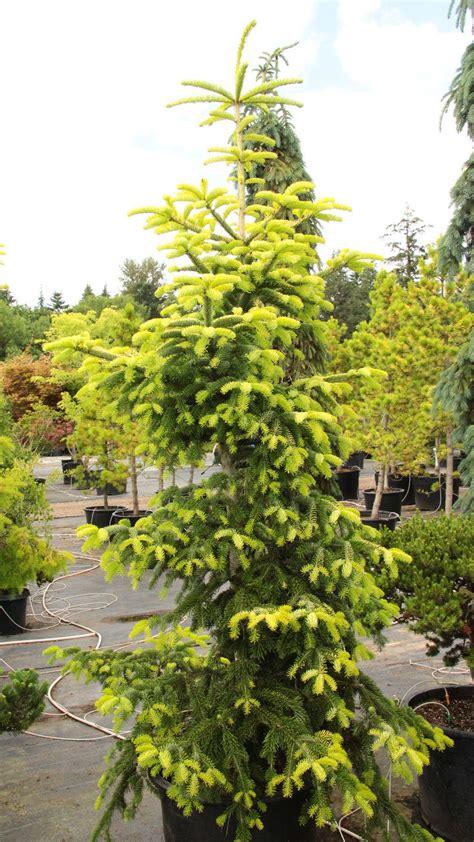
0,0 -> 470,305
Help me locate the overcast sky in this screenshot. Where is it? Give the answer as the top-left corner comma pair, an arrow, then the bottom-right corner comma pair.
0,0 -> 470,305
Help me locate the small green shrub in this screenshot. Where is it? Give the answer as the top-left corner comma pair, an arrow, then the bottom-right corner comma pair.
0,669 -> 47,732
379,515 -> 474,669
0,436 -> 69,594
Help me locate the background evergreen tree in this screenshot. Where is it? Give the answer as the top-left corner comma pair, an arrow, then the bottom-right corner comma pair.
0,284 -> 15,305
37,288 -> 46,311
119,257 -> 165,318
81,283 -> 94,298
439,0 -> 474,276
381,205 -> 430,286
48,291 -> 67,312
243,43 -> 320,241
434,328 -> 474,512
323,260 -> 376,336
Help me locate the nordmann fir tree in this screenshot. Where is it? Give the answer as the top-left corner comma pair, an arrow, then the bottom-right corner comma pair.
47,23 -> 450,842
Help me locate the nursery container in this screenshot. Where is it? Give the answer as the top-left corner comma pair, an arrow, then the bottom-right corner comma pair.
62,459 -> 81,485
359,510 -> 398,531
374,472 -> 415,506
334,466 -> 360,500
0,589 -> 29,635
110,509 -> 150,527
363,487 -> 404,517
344,451 -> 365,469
413,474 -> 460,512
408,685 -> 474,842
84,506 -> 125,527
386,473 -> 415,506
439,453 -> 464,471
153,775 -> 317,842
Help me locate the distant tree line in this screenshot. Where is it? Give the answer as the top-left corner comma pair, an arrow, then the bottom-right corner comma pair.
0,258 -> 165,361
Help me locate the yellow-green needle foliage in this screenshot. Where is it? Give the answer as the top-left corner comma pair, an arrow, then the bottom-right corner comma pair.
334,258 -> 473,502
49,23 -> 450,842
0,436 -> 68,594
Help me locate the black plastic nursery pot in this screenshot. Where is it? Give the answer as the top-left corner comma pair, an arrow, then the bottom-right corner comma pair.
34,477 -> 46,485
386,472 -> 416,506
373,471 -> 415,506
152,776 -> 317,842
84,506 -> 125,527
109,509 -> 150,526
0,589 -> 29,635
334,466 -> 360,500
359,509 -> 398,531
363,487 -> 404,517
408,685 -> 474,842
413,474 -> 460,512
62,459 -> 81,485
439,454 -> 464,472
344,451 -> 365,469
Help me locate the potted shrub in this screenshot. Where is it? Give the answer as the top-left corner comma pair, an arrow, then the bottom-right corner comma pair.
379,515 -> 473,841
49,26 -> 451,842
0,436 -> 68,634
332,262 -> 471,526
47,308 -> 150,526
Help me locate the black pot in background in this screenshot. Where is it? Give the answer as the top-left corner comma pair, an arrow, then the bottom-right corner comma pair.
363,487 -> 404,517
438,454 -> 463,472
359,510 -> 398,531
84,506 -> 125,527
413,474 -> 460,512
0,588 -> 30,635
153,775 -> 317,842
344,451 -> 365,469
62,459 -> 81,485
334,466 -> 360,500
109,509 -> 150,527
34,477 -> 46,485
408,685 -> 474,842
374,471 -> 416,506
386,473 -> 416,506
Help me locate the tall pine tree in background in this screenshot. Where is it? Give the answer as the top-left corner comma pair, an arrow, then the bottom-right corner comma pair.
439,0 -> 474,276
243,43 -> 321,240
48,291 -> 67,312
381,205 -> 430,286
119,257 -> 165,318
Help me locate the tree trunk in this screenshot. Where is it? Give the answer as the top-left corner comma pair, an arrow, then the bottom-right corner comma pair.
103,489 -> 109,509
371,463 -> 386,520
445,428 -> 454,515
172,468 -> 176,485
129,454 -> 139,516
189,465 -> 195,484
434,435 -> 441,469
158,466 -> 164,492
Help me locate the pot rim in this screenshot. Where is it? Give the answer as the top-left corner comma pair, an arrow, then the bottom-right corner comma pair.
149,772 -> 311,807
0,587 -> 30,601
360,509 -> 399,521
364,487 -> 404,496
406,685 -> 474,740
84,505 -> 127,513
